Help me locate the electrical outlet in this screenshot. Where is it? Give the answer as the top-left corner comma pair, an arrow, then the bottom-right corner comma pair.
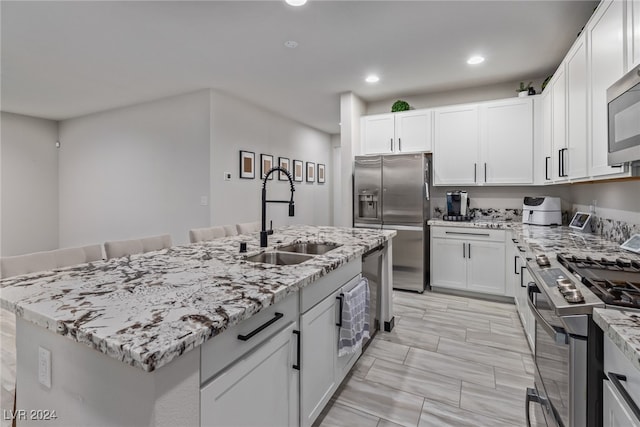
200,196 -> 208,206
38,346 -> 51,388
224,172 -> 232,181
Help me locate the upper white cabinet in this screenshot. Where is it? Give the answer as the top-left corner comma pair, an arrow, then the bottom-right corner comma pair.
551,66 -> 569,182
566,33 -> 589,180
540,89 -> 554,183
433,98 -> 533,186
361,110 -> 432,155
433,104 -> 479,185
628,0 -> 640,69
589,0 -> 627,177
481,98 -> 533,184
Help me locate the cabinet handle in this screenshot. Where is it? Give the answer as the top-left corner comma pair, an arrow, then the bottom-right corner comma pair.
446,231 -> 490,237
484,163 -> 487,182
558,149 -> 562,178
237,312 -> 284,341
463,242 -> 466,258
398,138 -> 402,152
390,138 -> 393,152
468,243 -> 471,259
515,256 -> 520,275
517,246 -> 525,253
292,330 -> 301,371
521,266 -> 527,287
606,372 -> 640,421
336,295 -> 344,327
512,238 -> 519,244
545,156 -> 551,180
560,148 -> 568,177
474,163 -> 477,183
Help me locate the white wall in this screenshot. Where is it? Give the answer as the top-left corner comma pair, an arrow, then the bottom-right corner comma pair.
209,91 -> 332,229
58,91 -> 211,247
570,180 -> 640,224
366,78 -> 547,115
1,112 -> 59,256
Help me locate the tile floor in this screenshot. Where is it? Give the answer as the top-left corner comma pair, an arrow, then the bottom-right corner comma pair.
314,290 -> 546,427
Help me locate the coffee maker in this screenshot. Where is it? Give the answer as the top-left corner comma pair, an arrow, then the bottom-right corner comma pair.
444,191 -> 471,221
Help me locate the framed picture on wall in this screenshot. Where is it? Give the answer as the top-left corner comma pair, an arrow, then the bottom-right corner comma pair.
293,160 -> 304,182
318,163 -> 326,184
306,162 -> 316,183
239,150 -> 255,179
260,154 -> 274,180
278,157 -> 290,181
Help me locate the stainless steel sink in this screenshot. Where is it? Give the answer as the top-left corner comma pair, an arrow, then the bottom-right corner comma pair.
245,251 -> 314,266
277,242 -> 342,255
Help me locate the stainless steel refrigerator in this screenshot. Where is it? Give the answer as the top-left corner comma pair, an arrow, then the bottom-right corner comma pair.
353,153 -> 431,292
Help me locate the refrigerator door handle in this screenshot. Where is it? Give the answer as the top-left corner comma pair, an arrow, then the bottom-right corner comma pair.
424,183 -> 430,200
381,225 -> 424,231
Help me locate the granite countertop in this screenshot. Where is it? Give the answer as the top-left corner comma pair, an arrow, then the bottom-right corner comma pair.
430,218 -> 640,370
0,225 -> 395,372
593,308 -> 640,372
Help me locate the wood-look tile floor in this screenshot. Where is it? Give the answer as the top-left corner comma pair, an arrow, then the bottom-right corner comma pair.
314,291 -> 547,427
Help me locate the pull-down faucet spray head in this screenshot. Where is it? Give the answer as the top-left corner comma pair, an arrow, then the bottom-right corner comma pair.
261,166 -> 296,247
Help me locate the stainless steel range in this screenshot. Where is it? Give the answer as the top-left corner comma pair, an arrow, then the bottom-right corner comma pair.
525,253 -> 640,427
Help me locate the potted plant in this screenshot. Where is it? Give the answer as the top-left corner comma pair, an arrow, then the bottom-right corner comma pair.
517,82 -> 534,97
391,100 -> 411,112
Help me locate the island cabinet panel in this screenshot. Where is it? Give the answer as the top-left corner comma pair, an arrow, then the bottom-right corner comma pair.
200,322 -> 299,427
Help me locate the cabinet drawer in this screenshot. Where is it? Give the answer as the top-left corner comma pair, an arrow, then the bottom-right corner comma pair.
604,333 -> 640,410
300,258 -> 360,313
200,293 -> 298,384
431,226 -> 505,242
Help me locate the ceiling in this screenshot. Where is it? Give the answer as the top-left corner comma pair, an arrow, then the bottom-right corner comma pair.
1,0 -> 598,134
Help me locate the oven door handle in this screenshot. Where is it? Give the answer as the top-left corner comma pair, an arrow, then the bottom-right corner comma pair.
527,282 -> 568,345
525,387 -> 546,427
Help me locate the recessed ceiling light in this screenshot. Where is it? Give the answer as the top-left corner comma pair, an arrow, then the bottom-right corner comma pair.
285,0 -> 307,6
365,75 -> 380,83
467,55 -> 485,65
284,40 -> 299,49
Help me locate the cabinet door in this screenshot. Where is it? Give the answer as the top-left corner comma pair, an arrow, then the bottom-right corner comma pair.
300,290 -> 339,427
603,379 -> 640,427
395,110 -> 432,153
467,241 -> 506,295
566,34 -> 589,180
481,98 -> 533,184
431,237 -> 467,290
433,105 -> 479,185
589,0 -> 627,177
629,0 -> 640,70
541,90 -> 554,182
201,322 -> 299,427
362,114 -> 395,154
551,66 -> 569,181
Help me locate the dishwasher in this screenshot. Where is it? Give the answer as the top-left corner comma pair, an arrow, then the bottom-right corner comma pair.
362,244 -> 384,342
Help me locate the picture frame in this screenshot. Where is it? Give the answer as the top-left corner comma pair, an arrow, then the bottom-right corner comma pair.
260,154 -> 274,180
278,157 -> 290,181
306,162 -> 315,183
293,160 -> 304,182
318,163 -> 326,184
239,150 -> 255,179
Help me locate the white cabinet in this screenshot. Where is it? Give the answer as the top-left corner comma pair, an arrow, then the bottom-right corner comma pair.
481,98 -> 533,184
433,105 -> 479,185
540,89 -> 554,183
433,98 -> 533,186
589,0 -> 627,177
430,226 -> 506,296
508,236 -> 535,353
299,270 -> 362,427
361,110 -> 432,155
200,322 -> 299,427
604,379 -> 640,427
566,33 -> 589,180
551,66 -> 569,182
603,333 -> 640,427
628,0 -> 640,70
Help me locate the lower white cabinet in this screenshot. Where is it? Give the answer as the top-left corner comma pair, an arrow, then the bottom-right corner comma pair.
200,321 -> 299,427
603,333 -> 640,426
603,379 -> 640,427
300,275 -> 362,427
508,236 -> 535,352
431,227 -> 506,296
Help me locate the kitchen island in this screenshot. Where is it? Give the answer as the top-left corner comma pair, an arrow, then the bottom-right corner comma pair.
0,225 -> 395,426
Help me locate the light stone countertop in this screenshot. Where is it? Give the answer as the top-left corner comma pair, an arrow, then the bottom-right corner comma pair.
0,225 -> 395,372
429,218 -> 640,370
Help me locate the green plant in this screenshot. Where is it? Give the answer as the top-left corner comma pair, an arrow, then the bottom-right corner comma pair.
517,81 -> 533,93
391,100 -> 410,112
541,75 -> 552,92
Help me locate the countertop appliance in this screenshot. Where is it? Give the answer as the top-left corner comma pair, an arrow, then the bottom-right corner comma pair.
607,64 -> 640,167
444,190 -> 471,221
522,196 -> 562,226
354,153 -> 430,292
525,251 -> 640,427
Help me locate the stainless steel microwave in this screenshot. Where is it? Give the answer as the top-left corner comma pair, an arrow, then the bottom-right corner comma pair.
608,65 -> 640,166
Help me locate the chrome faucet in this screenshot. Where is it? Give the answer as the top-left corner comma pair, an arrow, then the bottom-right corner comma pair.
261,167 -> 295,247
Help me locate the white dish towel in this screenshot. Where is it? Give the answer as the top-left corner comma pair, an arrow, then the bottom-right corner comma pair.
338,277 -> 370,357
